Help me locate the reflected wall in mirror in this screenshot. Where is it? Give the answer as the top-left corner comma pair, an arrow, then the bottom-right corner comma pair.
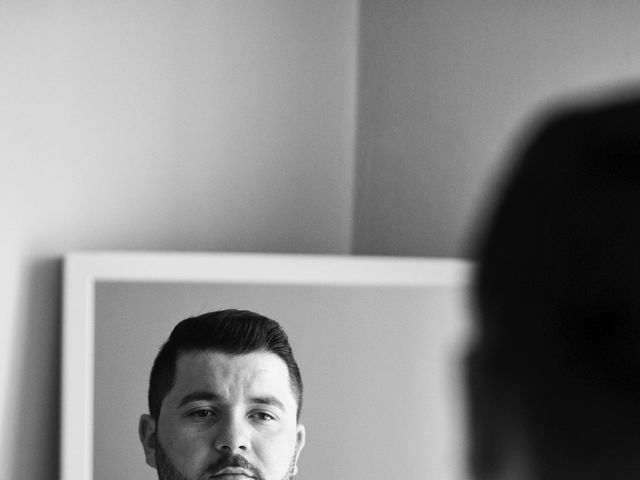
61,252 -> 471,480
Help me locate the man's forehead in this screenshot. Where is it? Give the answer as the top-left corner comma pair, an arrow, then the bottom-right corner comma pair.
175,349 -> 287,372
171,350 -> 294,399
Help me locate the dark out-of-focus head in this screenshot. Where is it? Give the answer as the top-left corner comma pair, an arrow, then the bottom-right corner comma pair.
147,309 -> 303,421
470,95 -> 640,480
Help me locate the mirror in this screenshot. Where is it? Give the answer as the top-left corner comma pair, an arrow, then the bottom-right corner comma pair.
61,252 -> 471,480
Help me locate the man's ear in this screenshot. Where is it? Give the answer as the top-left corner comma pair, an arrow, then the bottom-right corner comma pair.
292,424 -> 306,476
138,414 -> 158,468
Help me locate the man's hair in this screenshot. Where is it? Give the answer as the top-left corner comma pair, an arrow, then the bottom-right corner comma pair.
471,95 -> 640,478
148,309 -> 303,421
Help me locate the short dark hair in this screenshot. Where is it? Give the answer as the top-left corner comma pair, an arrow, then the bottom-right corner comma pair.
148,309 -> 303,421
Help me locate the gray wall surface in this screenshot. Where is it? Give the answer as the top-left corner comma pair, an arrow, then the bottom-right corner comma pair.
353,0 -> 640,257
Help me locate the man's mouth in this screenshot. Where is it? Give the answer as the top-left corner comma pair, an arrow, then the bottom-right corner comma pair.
211,467 -> 255,478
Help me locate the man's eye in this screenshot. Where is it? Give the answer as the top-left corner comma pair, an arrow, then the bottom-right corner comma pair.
251,411 -> 276,422
189,409 -> 215,418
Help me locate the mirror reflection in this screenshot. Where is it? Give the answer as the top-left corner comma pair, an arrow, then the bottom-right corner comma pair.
94,279 -> 469,480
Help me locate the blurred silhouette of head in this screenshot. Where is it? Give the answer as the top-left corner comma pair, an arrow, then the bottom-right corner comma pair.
470,94 -> 640,480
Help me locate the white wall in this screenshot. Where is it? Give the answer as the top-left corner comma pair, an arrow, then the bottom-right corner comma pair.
0,1 -> 359,478
353,0 -> 640,257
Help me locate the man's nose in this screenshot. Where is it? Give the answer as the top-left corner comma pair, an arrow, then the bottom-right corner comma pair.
214,416 -> 249,453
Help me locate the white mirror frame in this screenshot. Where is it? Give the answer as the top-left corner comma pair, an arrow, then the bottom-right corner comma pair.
61,251 -> 472,480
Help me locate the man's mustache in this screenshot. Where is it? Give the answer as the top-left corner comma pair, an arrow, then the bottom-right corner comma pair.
205,454 -> 265,480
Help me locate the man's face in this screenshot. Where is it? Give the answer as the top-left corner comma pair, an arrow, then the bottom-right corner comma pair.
139,351 -> 305,480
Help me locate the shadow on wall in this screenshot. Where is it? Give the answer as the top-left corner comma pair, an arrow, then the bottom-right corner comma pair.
10,257 -> 62,479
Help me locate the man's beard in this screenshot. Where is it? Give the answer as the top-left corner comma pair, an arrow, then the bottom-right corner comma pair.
155,440 -> 298,480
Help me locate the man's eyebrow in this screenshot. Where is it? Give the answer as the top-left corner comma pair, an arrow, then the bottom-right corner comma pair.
177,391 -> 222,408
249,395 -> 286,411
176,392 -> 287,411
